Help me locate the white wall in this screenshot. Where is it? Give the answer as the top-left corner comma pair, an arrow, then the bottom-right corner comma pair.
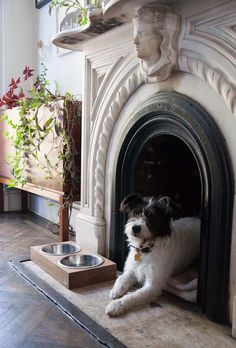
1,0 -> 84,228
37,4 -> 84,97
0,0 -> 37,93
0,0 -> 38,212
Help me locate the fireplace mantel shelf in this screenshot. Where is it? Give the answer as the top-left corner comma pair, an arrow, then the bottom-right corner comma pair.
51,0 -> 150,51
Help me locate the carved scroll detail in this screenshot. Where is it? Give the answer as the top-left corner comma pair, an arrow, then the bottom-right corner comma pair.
178,55 -> 236,118
94,71 -> 144,218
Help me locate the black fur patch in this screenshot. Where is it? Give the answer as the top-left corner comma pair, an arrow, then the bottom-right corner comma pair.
143,198 -> 171,237
120,193 -> 149,218
157,196 -> 182,218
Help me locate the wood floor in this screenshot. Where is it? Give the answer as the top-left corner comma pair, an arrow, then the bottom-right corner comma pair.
0,212 -> 105,348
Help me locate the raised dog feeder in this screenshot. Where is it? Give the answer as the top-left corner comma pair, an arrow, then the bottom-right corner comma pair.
59,254 -> 104,269
31,242 -> 116,289
41,243 -> 81,255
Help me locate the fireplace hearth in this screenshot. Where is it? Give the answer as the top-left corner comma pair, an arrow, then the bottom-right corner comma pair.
52,0 -> 236,330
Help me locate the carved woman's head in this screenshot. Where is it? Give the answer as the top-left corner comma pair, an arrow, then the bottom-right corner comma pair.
133,4 -> 180,81
133,5 -> 167,64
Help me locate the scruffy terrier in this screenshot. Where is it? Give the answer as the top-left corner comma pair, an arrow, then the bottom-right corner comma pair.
106,193 -> 200,317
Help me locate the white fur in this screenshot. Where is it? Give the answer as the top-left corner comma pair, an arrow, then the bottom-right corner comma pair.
106,217 -> 200,316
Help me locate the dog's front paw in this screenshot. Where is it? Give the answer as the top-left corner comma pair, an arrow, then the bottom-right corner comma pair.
106,299 -> 126,317
110,287 -> 123,300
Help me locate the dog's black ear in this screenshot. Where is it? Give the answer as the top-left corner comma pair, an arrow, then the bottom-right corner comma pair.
157,196 -> 182,218
120,193 -> 145,216
143,198 -> 171,237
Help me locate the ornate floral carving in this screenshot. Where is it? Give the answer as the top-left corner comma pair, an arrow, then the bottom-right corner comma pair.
94,70 -> 144,218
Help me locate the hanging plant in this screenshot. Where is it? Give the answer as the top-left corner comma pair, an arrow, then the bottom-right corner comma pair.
0,64 -> 81,210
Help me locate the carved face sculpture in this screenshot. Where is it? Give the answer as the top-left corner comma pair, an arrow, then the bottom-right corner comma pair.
133,4 -> 180,82
133,21 -> 161,66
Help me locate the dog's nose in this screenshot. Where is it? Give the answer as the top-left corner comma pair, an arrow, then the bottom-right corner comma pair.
132,225 -> 141,234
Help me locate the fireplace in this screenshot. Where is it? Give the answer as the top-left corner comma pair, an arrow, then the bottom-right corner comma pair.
110,91 -> 233,323
52,0 -> 236,328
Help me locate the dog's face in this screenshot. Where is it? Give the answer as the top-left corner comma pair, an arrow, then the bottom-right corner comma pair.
124,216 -> 152,242
120,193 -> 181,242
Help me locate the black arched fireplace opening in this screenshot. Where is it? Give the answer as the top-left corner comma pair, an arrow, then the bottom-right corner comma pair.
110,91 -> 234,324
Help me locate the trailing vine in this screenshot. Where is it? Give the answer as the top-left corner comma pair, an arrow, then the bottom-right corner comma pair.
0,64 -> 81,211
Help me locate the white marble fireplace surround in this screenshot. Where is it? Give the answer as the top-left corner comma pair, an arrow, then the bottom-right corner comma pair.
53,0 -> 236,329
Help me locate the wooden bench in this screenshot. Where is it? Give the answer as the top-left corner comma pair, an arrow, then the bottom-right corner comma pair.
0,176 -> 76,241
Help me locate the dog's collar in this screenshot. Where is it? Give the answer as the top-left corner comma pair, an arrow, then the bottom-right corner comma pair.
130,244 -> 154,253
129,242 -> 154,261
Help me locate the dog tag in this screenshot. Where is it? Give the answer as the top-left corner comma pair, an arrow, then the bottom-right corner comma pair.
135,252 -> 142,261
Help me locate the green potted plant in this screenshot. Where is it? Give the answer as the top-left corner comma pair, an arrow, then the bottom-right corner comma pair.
0,64 -> 81,211
49,0 -> 103,27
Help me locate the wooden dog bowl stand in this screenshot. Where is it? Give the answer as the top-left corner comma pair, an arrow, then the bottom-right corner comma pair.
31,242 -> 117,289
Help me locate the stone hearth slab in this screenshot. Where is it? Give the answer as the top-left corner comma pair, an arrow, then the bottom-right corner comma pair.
10,258 -> 236,348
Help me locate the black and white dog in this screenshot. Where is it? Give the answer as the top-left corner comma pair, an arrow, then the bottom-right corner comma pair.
106,193 -> 200,316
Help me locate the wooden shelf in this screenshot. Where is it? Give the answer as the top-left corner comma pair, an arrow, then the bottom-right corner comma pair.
0,176 -> 63,201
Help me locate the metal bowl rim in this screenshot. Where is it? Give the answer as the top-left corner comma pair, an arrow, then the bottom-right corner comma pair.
58,254 -> 104,269
40,243 -> 81,256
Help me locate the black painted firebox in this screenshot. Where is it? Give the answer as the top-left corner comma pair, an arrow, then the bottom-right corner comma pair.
110,91 -> 233,324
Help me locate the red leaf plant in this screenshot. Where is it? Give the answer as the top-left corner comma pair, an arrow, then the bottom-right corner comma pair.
0,66 -> 34,109
23,66 -> 34,80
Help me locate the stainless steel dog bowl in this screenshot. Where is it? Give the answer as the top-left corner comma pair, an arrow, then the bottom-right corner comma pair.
41,243 -> 81,256
59,254 -> 104,269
